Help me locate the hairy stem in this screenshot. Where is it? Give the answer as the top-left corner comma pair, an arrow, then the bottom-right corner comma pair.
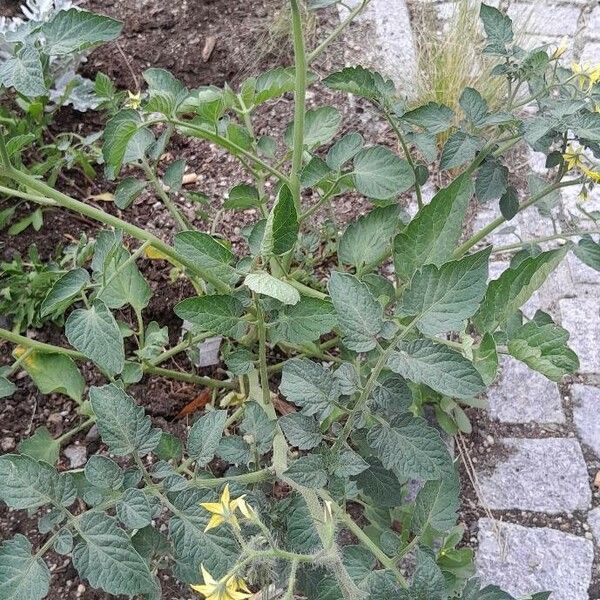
492,227 -> 600,253
143,365 -> 237,390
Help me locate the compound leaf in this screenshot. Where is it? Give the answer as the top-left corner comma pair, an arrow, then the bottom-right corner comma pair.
0,534 -> 50,600
0,45 -> 45,97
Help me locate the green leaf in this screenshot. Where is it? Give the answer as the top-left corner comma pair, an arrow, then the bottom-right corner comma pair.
567,111 -> 600,142
284,455 -> 327,488
271,297 -> 336,344
224,184 -> 260,210
216,436 -> 251,465
85,455 -> 124,490
174,295 -> 246,337
574,235 -> 600,271
407,548 -> 447,600
156,432 -> 183,462
399,248 -> 491,335
224,348 -> 255,376
480,4 -> 513,52
286,106 -> 342,148
327,132 -> 364,170
328,271 -> 384,352
254,67 -> 296,104
338,205 -> 400,272
174,231 -> 239,288
308,0 -> 340,8
240,402 -> 275,455
17,427 -> 59,465
244,272 -> 300,305
412,473 -> 459,534
65,299 -> 125,375
114,177 -> 147,210
394,174 -> 472,281
0,454 -> 76,509
323,65 -> 394,101
279,413 -> 322,450
367,415 -> 451,480
388,339 -> 485,399
41,268 -> 90,317
16,351 -> 84,403
187,410 -> 228,466
459,87 -> 488,126
168,488 -> 239,581
372,373 -> 413,415
354,458 -> 403,507
43,8 -> 122,55
72,512 -> 157,596
89,384 -> 161,456
499,185 -> 519,221
163,159 -> 186,192
475,159 -> 508,202
0,377 -> 16,398
261,184 -> 299,257
117,488 -> 154,529
102,110 -> 141,180
0,534 -> 50,600
0,45 -> 46,97
507,311 -> 579,381
401,102 -> 453,134
143,68 -> 188,115
353,145 -> 414,200
300,156 -> 332,188
473,332 -> 498,385
474,246 -> 569,333
440,132 -> 481,170
280,358 -> 339,417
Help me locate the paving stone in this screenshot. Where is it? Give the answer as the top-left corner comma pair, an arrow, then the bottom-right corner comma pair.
478,438 -> 591,512
589,7 -> 600,39
559,296 -> 600,373
567,251 -> 600,285
487,356 -> 565,424
588,507 -> 600,547
507,3 -> 580,37
476,518 -> 594,600
581,41 -> 600,62
572,384 -> 600,458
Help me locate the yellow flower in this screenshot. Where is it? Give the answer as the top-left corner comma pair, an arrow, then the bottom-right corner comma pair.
551,37 -> 568,60
582,165 -> 600,183
200,484 -> 247,531
125,90 -> 142,109
563,144 -> 584,170
191,565 -> 252,600
571,63 -> 600,90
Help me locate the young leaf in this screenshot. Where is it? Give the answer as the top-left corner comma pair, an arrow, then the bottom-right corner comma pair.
17,427 -> 60,465
43,9 -> 122,55
66,299 -> 125,375
41,268 -> 90,317
353,145 -> 414,200
143,68 -> 188,115
440,132 -> 481,170
240,402 -> 275,454
399,248 -> 491,335
72,512 -> 157,596
411,473 -> 460,534
475,158 -> 508,202
0,535 -> 50,600
271,297 -> 336,345
15,350 -> 84,403
175,295 -> 246,337
323,65 -> 394,102
280,358 -> 340,417
474,246 -> 569,333
279,413 -> 323,450
187,410 -> 228,466
244,272 -> 300,305
254,67 -> 296,104
102,110 -> 141,180
327,132 -> 364,171
394,173 -> 472,281
388,339 -> 485,399
507,311 -> 579,381
0,454 -> 76,509
174,231 -> 239,288
328,271 -> 384,352
480,3 -> 514,53
401,102 -> 453,134
261,184 -> 299,257
0,45 -> 46,97
367,414 -> 451,480
224,184 -> 260,210
459,87 -> 488,126
89,384 -> 162,456
338,205 -> 400,273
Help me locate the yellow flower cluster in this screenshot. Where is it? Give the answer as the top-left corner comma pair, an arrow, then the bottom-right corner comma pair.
571,62 -> 600,91
191,565 -> 251,600
200,484 -> 254,532
563,144 -> 600,184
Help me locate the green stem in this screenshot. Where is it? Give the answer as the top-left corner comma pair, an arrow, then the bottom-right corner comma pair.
0,184 -> 57,205
0,327 -> 84,359
141,160 -> 190,231
143,365 -> 236,390
0,162 -> 229,293
453,178 -> 584,258
284,277 -> 328,300
148,331 -> 213,366
56,417 -> 95,445
492,228 -> 600,253
300,178 -> 342,221
254,294 -> 274,412
289,0 -> 308,213
283,560 -> 299,600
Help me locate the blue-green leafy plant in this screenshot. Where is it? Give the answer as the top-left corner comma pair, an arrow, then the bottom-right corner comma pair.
0,1 -> 598,598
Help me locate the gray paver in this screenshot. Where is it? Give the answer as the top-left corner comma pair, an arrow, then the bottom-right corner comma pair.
476,518 -> 594,600
486,356 -> 564,424
567,252 -> 600,285
559,296 -> 600,373
588,507 -> 600,547
478,437 -> 591,512
572,383 -> 600,458
507,3 -> 580,37
581,41 -> 600,62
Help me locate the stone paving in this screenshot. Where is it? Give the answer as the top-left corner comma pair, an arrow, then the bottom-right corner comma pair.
338,0 -> 600,597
